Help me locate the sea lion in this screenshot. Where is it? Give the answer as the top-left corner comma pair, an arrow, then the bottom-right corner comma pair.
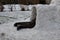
14,7 -> 37,31
14,18 -> 36,30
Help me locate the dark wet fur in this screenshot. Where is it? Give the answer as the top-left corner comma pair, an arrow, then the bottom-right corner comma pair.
14,7 -> 37,31
14,19 -> 36,31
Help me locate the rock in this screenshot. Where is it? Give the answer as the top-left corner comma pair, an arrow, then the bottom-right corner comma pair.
50,0 -> 60,5
0,2 -> 4,12
21,8 -> 25,11
3,5 -> 11,12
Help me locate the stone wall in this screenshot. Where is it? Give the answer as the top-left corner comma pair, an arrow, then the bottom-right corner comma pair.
0,0 -> 52,4
46,0 -> 51,4
18,0 -> 39,5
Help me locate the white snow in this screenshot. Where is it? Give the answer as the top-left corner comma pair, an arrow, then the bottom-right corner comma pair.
3,5 -> 11,12
0,1 -> 60,40
50,0 -> 60,5
0,11 -> 32,24
15,4 -> 21,11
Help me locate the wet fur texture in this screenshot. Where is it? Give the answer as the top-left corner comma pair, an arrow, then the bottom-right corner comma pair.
14,7 -> 37,31
14,19 -> 36,31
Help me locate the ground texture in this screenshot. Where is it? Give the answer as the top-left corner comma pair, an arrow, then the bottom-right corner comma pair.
0,4 -> 60,40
